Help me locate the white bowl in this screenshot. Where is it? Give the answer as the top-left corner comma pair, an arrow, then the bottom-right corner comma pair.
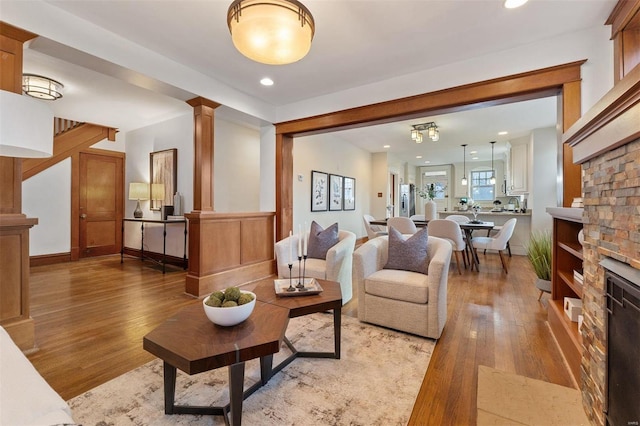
202,290 -> 256,327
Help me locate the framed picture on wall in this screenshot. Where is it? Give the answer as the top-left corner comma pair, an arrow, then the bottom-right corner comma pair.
329,174 -> 343,211
150,148 -> 177,211
311,170 -> 328,212
343,176 -> 355,210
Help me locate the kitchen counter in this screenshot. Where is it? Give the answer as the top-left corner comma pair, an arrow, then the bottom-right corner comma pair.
438,211 -> 531,256
438,210 -> 531,216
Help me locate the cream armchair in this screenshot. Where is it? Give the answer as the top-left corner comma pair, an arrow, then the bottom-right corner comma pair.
352,235 -> 452,339
275,230 -> 356,304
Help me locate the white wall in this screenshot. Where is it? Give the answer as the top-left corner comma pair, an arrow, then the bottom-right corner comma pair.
293,134 -> 372,239
276,25 -> 613,123
24,159 -> 72,256
530,127 -> 558,233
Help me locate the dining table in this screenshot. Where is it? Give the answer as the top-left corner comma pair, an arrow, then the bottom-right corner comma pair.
369,218 -> 428,228
458,221 -> 494,272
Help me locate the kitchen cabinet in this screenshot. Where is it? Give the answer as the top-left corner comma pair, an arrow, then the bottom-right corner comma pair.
505,142 -> 528,194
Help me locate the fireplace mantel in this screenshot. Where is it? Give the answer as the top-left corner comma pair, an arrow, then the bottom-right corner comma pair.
563,64 -> 640,164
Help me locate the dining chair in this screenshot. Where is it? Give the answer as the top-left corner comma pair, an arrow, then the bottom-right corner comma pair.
445,214 -> 470,224
410,214 -> 426,221
471,218 -> 517,273
387,216 -> 417,235
427,219 -> 467,274
486,225 -> 511,256
363,214 -> 388,240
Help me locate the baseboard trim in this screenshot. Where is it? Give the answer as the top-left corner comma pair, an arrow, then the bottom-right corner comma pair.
30,252 -> 71,267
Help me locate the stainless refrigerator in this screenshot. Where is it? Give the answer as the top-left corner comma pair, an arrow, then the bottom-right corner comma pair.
399,184 -> 415,217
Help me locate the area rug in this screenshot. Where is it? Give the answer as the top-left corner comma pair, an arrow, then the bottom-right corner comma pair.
476,365 -> 589,426
68,313 -> 435,425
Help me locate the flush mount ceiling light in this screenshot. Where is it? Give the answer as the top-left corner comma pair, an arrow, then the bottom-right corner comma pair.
227,0 -> 315,65
22,74 -> 64,100
411,122 -> 439,143
504,0 -> 528,9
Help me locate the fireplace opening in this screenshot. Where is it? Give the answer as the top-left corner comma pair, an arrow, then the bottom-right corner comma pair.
604,262 -> 640,426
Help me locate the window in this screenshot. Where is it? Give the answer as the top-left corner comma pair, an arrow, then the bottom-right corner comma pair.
470,170 -> 495,201
422,171 -> 448,200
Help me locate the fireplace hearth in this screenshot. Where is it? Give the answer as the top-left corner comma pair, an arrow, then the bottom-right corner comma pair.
603,258 -> 640,426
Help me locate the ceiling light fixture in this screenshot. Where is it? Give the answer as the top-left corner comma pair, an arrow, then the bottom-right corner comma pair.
22,74 -> 64,100
490,141 -> 496,185
504,0 -> 528,9
260,77 -> 274,86
461,144 -> 468,186
227,0 -> 315,65
411,122 -> 439,143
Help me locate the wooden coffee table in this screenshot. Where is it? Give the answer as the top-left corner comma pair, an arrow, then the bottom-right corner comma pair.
143,277 -> 342,425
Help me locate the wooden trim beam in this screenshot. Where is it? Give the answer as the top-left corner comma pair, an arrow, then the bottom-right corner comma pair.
274,61 -> 586,239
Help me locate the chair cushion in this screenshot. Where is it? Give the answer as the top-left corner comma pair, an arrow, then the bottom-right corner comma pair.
292,258 -> 327,280
364,269 -> 429,303
307,221 -> 339,259
384,226 -> 429,274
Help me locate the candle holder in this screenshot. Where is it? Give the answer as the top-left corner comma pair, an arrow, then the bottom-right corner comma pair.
286,263 -> 296,292
296,256 -> 308,290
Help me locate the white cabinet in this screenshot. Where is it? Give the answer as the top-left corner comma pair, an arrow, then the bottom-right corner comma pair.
509,143 -> 528,194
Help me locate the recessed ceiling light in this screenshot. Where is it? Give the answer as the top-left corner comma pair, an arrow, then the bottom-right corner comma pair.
470,150 -> 477,155
424,160 -> 430,164
416,155 -> 422,159
498,131 -> 508,135
504,0 -> 528,9
260,77 -> 274,86
383,145 -> 390,148
472,156 -> 479,160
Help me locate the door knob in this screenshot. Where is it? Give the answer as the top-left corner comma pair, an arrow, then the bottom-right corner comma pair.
80,214 -> 87,219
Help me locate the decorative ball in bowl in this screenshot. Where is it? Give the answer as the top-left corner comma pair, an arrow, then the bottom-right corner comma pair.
202,287 -> 256,327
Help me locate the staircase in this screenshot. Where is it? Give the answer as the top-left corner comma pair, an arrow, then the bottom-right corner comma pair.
22,118 -> 117,180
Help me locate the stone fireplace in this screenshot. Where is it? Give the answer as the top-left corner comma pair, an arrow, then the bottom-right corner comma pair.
565,64 -> 640,424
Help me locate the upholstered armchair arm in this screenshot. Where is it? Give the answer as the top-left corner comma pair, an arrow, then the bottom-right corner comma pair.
325,231 -> 356,283
274,234 -> 302,278
426,236 -> 452,336
353,237 -> 387,314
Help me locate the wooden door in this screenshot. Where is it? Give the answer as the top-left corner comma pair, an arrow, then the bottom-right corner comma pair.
79,152 -> 123,257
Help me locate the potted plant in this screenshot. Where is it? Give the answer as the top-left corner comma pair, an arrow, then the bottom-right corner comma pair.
526,231 -> 552,300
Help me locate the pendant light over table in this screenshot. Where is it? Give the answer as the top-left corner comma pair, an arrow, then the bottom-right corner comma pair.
461,144 -> 468,186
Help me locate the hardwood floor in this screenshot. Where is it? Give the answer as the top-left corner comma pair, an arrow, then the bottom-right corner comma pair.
26,252 -> 574,424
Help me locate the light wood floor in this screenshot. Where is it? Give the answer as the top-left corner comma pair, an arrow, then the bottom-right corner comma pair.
26,252 -> 574,424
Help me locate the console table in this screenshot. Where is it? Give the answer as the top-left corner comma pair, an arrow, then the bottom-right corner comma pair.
121,218 -> 187,273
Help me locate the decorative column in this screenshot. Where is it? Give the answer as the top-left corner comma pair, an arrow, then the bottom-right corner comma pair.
0,23 -> 39,350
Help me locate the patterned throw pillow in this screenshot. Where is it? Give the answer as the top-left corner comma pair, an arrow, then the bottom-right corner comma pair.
384,226 -> 430,274
307,221 -> 339,260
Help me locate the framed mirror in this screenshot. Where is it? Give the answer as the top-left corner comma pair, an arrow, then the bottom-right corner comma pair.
149,148 -> 177,211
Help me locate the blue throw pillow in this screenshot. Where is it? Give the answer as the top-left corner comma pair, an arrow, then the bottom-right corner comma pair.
307,221 -> 339,260
384,226 -> 430,274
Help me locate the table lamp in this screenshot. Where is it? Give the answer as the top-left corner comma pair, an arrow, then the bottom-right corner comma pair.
128,182 -> 149,218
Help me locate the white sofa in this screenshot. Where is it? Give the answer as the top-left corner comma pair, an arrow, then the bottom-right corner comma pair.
352,235 -> 451,339
0,326 -> 75,425
275,230 -> 356,304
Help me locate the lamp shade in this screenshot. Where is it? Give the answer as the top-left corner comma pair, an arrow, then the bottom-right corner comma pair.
151,183 -> 165,201
0,90 -> 54,158
128,182 -> 149,200
227,0 -> 315,65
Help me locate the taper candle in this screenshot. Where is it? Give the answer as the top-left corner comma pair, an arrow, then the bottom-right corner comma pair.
298,224 -> 302,255
303,221 -> 308,255
289,230 -> 293,264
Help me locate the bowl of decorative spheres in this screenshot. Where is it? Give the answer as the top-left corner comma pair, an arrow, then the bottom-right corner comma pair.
202,289 -> 256,327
